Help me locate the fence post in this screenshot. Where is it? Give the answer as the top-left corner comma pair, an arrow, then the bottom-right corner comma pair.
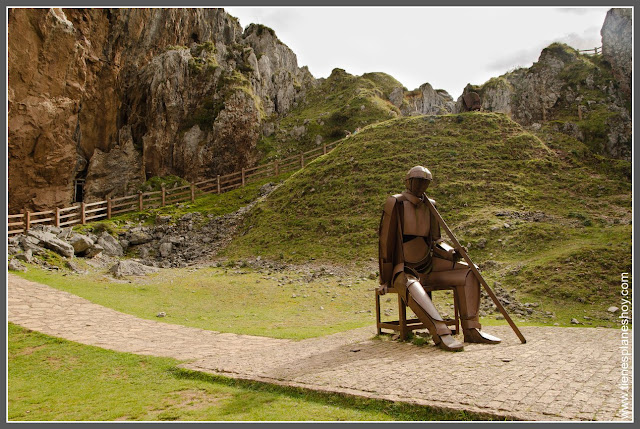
161,186 -> 166,207
217,175 -> 221,194
138,190 -> 143,211
274,160 -> 279,176
25,210 -> 30,232
242,168 -> 245,187
55,207 -> 60,227
300,153 -> 304,168
81,202 -> 86,224
190,183 -> 195,202
107,197 -> 112,219
323,143 -> 327,155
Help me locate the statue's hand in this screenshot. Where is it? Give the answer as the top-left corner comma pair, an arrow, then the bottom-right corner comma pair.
448,248 -> 462,262
378,283 -> 389,295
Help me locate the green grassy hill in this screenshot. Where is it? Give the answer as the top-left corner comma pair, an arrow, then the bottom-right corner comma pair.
259,69 -> 402,161
224,112 -> 631,306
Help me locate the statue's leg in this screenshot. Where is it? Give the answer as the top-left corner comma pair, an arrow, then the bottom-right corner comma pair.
457,271 -> 501,344
393,271 -> 463,352
424,258 -> 501,344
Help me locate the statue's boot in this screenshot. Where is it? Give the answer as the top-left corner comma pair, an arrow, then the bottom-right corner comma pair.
463,328 -> 502,344
395,273 -> 464,352
436,333 -> 465,352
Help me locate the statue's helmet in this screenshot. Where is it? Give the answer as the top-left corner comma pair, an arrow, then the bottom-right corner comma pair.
405,166 -> 432,181
404,166 -> 432,196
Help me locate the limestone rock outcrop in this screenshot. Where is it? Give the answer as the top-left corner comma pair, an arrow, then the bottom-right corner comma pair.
601,8 -> 632,97
398,83 -> 455,116
455,41 -> 631,160
9,8 -> 314,212
83,126 -> 145,201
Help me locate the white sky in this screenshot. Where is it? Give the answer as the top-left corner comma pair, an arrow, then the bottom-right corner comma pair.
224,6 -> 613,99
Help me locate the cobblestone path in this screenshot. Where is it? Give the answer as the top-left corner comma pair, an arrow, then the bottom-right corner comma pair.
8,274 -> 631,421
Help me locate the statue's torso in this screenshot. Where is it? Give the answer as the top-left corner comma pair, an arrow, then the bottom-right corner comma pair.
401,199 -> 432,268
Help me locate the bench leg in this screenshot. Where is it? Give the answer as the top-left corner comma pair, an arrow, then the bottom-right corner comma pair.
398,293 -> 408,340
375,291 -> 382,335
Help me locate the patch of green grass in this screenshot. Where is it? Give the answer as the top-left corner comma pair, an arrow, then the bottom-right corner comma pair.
8,323 -> 490,421
221,112 -> 629,310
225,113 -> 629,256
16,265 -> 379,340
138,175 -> 190,193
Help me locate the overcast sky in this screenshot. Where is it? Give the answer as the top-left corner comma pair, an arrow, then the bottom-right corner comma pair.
224,7 -> 612,98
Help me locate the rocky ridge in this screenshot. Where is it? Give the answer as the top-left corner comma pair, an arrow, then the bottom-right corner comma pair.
453,8 -> 632,160
9,9 -> 313,212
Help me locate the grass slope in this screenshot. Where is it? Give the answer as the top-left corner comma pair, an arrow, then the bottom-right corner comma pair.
224,112 -> 631,307
260,69 -> 402,161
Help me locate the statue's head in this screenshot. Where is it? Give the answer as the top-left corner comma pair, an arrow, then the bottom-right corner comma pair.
404,166 -> 432,196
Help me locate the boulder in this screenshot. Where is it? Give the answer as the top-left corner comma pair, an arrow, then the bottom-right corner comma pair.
607,306 -> 620,313
19,235 -> 45,254
26,229 -> 74,258
388,87 -> 404,108
109,260 -> 159,278
8,258 -> 27,272
69,234 -> 94,254
128,228 -> 153,245
57,227 -> 73,240
15,249 -> 33,263
97,232 -> 124,257
156,215 -> 172,225
84,243 -> 104,258
159,242 -> 173,257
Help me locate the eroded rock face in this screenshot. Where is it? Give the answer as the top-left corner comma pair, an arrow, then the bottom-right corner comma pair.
456,41 -> 631,160
83,126 -> 145,201
601,8 -> 632,97
398,83 -> 454,116
9,8 -> 314,212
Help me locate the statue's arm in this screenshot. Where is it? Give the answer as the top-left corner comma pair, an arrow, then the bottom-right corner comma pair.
378,196 -> 398,293
428,197 -> 459,261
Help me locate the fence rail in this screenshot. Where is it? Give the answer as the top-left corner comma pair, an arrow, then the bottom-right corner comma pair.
578,46 -> 602,55
8,141 -> 340,236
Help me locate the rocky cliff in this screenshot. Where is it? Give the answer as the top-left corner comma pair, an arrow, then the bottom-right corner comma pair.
456,43 -> 631,159
391,83 -> 455,116
601,8 -> 632,97
453,8 -> 631,160
9,8 -> 313,212
9,7 -> 631,213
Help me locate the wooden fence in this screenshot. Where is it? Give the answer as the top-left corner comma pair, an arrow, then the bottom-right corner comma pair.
7,141 -> 340,236
578,46 -> 602,55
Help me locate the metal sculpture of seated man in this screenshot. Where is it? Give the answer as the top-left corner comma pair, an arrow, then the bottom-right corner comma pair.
378,166 -> 501,352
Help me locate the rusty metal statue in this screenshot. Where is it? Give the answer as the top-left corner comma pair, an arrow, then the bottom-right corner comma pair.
378,166 -> 502,352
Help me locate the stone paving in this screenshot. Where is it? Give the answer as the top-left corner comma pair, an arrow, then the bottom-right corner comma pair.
7,274 -> 632,421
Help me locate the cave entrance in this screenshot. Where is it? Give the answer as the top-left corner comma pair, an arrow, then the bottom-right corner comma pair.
74,179 -> 85,203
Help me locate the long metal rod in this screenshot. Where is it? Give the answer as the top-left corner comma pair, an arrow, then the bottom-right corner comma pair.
425,197 -> 527,344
